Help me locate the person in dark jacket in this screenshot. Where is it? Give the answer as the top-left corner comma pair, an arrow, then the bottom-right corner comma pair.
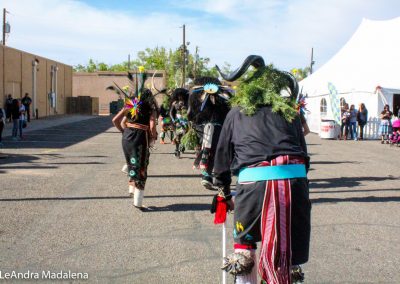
357,103 -> 368,140
5,94 -> 13,122
21,93 -> 32,122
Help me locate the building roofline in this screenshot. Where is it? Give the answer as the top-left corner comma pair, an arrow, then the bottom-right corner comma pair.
1,45 -> 72,68
73,70 -> 166,76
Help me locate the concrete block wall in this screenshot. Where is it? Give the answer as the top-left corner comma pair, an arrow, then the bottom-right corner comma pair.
1,45 -> 72,118
73,71 -> 166,115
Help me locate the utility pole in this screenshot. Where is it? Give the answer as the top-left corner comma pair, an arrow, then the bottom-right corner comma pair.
181,24 -> 186,88
127,54 -> 131,70
2,8 -> 6,45
194,46 -> 199,80
310,47 -> 315,74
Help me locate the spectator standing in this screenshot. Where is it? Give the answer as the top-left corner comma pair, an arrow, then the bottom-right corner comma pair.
357,103 -> 368,140
340,103 -> 350,140
11,99 -> 20,140
5,94 -> 13,122
21,93 -> 32,122
379,104 -> 393,144
349,104 -> 358,140
18,100 -> 26,139
0,107 -> 5,146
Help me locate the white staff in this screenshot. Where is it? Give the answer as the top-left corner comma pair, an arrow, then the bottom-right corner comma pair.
222,220 -> 227,284
222,191 -> 236,284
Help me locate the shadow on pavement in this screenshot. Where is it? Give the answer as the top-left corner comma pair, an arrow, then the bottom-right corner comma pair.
42,162 -> 106,165
311,160 -> 360,165
311,188 -> 400,194
0,153 -> 59,172
141,203 -> 210,212
0,194 -> 215,202
311,196 -> 400,204
0,153 -> 40,164
310,176 -> 398,188
0,196 -> 131,202
1,165 -> 57,170
150,151 -> 196,155
179,157 -> 195,160
148,174 -> 201,178
0,116 -> 112,150
146,194 -> 214,199
35,153 -> 110,159
0,153 -> 106,171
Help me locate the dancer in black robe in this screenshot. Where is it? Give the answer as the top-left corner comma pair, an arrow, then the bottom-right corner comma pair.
213,55 -> 311,284
169,88 -> 189,158
110,68 -> 157,208
187,77 -> 232,189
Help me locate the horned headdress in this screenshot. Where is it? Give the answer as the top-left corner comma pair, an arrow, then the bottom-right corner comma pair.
216,55 -> 299,121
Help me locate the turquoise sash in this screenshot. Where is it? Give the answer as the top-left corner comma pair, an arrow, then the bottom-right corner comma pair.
238,164 -> 306,183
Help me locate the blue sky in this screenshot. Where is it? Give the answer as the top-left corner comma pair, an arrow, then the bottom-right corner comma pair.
3,0 -> 400,71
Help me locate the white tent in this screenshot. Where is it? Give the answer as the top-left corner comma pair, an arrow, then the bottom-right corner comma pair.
300,17 -> 400,139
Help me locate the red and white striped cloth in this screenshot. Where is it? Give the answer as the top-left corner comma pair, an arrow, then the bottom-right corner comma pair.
258,155 -> 304,284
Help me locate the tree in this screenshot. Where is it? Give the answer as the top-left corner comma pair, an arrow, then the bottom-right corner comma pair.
109,62 -> 129,72
73,46 -> 226,88
73,64 -> 87,72
290,67 -> 311,81
97,62 -> 109,71
86,59 -> 97,73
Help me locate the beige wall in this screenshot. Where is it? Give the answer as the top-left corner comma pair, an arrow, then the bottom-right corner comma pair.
1,45 -> 72,118
4,48 -> 22,101
73,71 -> 166,115
36,55 -> 47,117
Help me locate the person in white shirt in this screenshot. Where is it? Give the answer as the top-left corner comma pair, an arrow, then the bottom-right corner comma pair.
18,100 -> 26,139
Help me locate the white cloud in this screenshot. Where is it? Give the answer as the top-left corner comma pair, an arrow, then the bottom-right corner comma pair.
4,0 -> 188,65
3,0 -> 400,72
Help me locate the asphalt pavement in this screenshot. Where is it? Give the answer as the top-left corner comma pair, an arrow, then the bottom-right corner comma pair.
0,116 -> 399,283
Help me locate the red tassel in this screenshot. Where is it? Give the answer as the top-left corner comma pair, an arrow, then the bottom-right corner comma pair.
214,196 -> 228,224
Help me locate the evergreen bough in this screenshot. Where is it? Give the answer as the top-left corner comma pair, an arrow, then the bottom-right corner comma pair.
230,65 -> 298,122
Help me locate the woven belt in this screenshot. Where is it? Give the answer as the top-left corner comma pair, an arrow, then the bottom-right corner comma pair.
126,122 -> 149,131
238,164 -> 306,183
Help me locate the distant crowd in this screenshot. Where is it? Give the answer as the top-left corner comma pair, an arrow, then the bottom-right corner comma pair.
0,93 -> 32,146
340,103 -> 400,146
339,103 -> 368,141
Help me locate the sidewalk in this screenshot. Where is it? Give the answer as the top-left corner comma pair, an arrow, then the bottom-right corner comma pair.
1,115 -> 101,139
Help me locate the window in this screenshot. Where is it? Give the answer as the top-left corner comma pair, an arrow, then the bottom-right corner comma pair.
320,98 -> 327,116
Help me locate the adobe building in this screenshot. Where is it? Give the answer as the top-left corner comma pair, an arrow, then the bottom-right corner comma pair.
0,45 -> 72,118
73,70 -> 166,115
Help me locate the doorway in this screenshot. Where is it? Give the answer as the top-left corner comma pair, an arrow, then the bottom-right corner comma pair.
5,82 -> 21,99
